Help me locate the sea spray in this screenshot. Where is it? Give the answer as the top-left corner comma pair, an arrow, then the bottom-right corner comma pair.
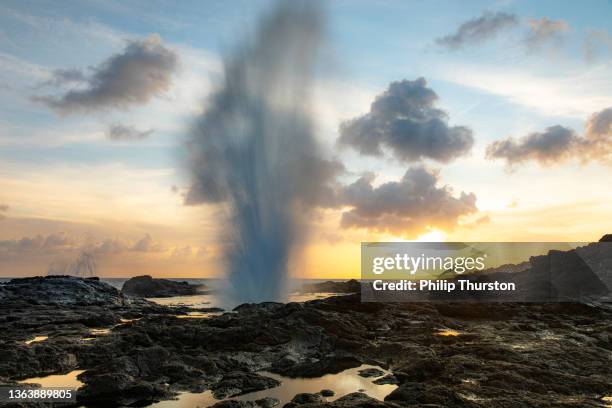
187,1 -> 336,304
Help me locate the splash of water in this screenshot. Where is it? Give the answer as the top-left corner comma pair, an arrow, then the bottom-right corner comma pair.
188,1 -> 329,304
47,251 -> 96,278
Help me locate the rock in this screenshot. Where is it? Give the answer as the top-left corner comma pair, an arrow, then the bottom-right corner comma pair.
212,372 -> 281,399
384,382 -> 464,406
290,393 -> 323,404
328,392 -> 387,407
357,368 -> 384,378
320,389 -> 335,397
212,397 -> 280,408
121,275 -> 205,297
372,374 -> 398,385
275,356 -> 362,378
2,270 -> 612,408
301,279 -> 361,294
529,249 -> 609,300
599,234 -> 612,242
0,276 -> 125,306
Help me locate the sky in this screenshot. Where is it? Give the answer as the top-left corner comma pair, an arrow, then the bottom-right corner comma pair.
0,0 -> 611,278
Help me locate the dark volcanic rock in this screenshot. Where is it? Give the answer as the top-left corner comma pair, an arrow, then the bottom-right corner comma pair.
0,275 -> 125,306
121,275 -> 204,297
599,234 -> 612,242
357,368 -> 384,378
320,389 -> 335,397
529,249 -> 609,299
212,372 -> 281,399
1,274 -> 612,408
289,392 -> 323,404
301,279 -> 361,294
213,397 -> 280,408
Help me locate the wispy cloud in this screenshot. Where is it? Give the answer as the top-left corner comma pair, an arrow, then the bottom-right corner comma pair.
432,62 -> 612,117
107,123 -> 154,141
436,11 -> 518,50
525,17 -> 569,52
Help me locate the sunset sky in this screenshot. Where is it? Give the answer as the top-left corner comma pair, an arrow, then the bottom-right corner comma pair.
1,0 -> 611,278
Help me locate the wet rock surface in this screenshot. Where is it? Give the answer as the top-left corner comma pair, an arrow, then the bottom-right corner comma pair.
121,275 -> 205,297
0,276 -> 611,407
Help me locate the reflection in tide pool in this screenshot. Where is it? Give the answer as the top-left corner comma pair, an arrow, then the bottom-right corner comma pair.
149,364 -> 396,408
24,336 -> 48,345
437,329 -> 461,337
19,370 -> 85,388
175,311 -> 222,319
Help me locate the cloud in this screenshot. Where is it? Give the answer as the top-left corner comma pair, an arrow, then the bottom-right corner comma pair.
107,123 -> 154,141
585,106 -> 612,140
525,17 -> 569,52
486,107 -> 612,167
131,233 -> 164,252
486,125 -> 578,166
338,78 -> 474,163
32,34 -> 178,114
41,68 -> 87,87
436,11 -> 518,50
583,30 -> 612,62
0,232 -> 76,252
338,166 -> 477,237
0,204 -> 8,221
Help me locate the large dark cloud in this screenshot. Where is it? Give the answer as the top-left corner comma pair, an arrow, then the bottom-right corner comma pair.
33,34 -> 178,114
338,78 -> 474,163
487,107 -> 612,167
525,17 -> 569,52
436,11 -> 518,50
338,166 -> 477,237
107,123 -> 154,141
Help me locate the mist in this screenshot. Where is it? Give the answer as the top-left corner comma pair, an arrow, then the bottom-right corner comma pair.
186,1 -> 331,304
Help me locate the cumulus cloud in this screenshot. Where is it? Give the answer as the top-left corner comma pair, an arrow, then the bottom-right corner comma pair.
436,11 -> 518,50
525,17 -> 569,51
486,107 -> 612,167
585,107 -> 612,140
107,123 -> 154,141
32,34 -> 178,114
338,78 -> 474,163
338,166 -> 477,237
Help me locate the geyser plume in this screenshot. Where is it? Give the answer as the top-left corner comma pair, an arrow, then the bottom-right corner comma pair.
187,1 -> 332,303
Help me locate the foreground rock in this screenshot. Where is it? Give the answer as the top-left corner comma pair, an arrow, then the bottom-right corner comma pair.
1,273 -> 611,407
121,275 -> 205,297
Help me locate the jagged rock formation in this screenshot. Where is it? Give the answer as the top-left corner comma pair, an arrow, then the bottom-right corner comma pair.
121,275 -> 205,298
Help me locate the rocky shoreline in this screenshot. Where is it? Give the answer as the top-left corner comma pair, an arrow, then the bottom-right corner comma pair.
0,276 -> 611,407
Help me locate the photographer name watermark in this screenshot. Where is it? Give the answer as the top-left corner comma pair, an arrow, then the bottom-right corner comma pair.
361,242 -> 610,302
